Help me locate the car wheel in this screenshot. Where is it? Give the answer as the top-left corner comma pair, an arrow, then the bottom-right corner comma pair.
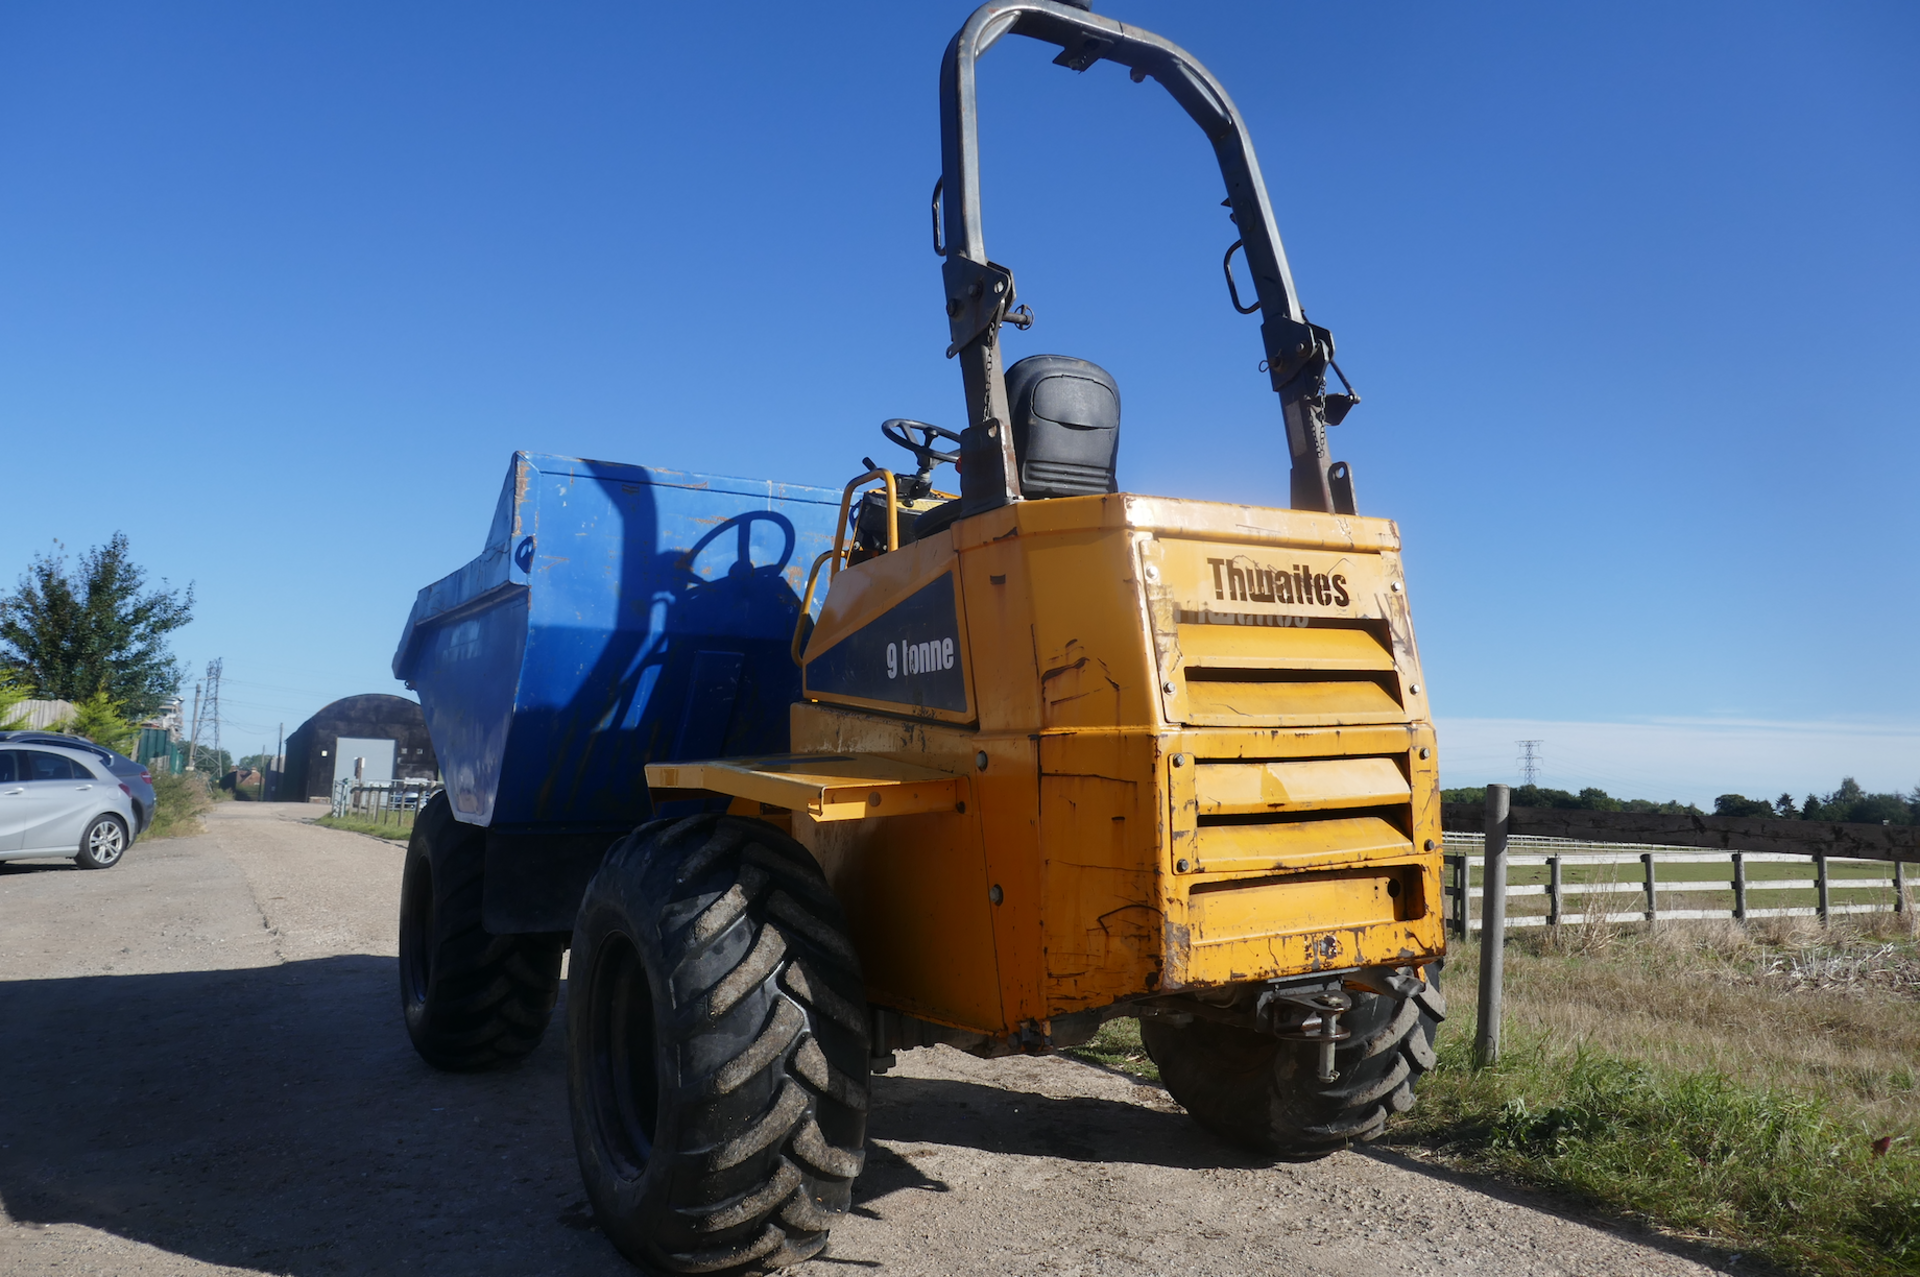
76,814 -> 129,870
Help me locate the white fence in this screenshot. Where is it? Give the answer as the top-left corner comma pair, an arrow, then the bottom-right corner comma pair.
332,778 -> 443,823
1442,832 -> 1913,934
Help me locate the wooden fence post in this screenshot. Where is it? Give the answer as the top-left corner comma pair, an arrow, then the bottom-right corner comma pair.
1816,854 -> 1830,924
1733,852 -> 1747,921
1895,860 -> 1907,915
1547,855 -> 1562,926
1642,852 -> 1657,927
1474,785 -> 1509,1069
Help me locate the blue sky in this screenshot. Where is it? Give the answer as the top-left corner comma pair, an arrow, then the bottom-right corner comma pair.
2,2 -> 1915,803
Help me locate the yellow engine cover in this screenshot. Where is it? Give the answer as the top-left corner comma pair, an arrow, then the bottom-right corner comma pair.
791,492 -> 1444,1039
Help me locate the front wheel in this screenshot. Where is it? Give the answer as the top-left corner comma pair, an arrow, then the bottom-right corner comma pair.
75,814 -> 128,869
568,813 -> 870,1276
1142,967 -> 1444,1160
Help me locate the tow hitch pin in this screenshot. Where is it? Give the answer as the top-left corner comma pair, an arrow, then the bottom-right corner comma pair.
1261,989 -> 1353,1082
1313,1002 -> 1343,1082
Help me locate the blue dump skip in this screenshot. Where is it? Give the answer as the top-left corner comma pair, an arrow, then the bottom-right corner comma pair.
393,452 -> 842,829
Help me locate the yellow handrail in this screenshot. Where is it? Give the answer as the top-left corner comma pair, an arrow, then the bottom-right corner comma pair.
830,468 -> 899,578
789,549 -> 837,667
791,469 -> 900,668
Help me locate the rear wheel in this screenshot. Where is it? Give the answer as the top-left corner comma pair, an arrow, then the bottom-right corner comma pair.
568,813 -> 869,1276
75,814 -> 127,869
398,792 -> 563,1070
1142,967 -> 1444,1160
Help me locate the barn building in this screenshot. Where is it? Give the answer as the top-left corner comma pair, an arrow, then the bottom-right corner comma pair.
278,693 -> 438,802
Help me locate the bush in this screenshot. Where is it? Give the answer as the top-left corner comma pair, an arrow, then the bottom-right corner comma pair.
146,770 -> 212,840
51,686 -> 139,755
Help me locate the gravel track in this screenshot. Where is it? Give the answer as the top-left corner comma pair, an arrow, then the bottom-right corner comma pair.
0,802 -> 1739,1276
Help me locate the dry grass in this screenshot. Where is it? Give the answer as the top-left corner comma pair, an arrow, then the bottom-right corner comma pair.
1401,916 -> 1920,1275
1475,915 -> 1920,1135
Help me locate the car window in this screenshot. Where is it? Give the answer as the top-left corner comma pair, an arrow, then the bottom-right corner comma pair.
0,751 -> 15,784
20,751 -> 78,781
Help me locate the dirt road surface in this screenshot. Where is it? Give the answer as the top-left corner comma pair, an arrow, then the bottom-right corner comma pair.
1,802 -> 1738,1276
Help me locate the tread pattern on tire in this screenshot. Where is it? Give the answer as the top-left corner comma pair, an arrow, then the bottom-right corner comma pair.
400,792 -> 563,1070
1141,960 -> 1444,1160
569,814 -> 869,1277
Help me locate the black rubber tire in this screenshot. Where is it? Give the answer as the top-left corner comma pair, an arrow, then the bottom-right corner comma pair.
75,813 -> 128,870
398,792 -> 564,1070
567,814 -> 870,1276
1142,966 -> 1445,1160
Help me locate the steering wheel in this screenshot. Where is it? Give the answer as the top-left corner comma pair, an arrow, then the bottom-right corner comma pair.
881,419 -> 963,475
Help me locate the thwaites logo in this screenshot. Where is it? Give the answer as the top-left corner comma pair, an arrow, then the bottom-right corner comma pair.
1206,557 -> 1351,608
888,635 -> 956,680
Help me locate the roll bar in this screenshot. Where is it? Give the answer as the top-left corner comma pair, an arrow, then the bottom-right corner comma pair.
937,0 -> 1355,516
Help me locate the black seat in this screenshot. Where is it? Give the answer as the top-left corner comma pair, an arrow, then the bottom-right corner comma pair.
1006,355 -> 1120,498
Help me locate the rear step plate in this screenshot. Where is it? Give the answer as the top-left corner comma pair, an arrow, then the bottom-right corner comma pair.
646,754 -> 967,822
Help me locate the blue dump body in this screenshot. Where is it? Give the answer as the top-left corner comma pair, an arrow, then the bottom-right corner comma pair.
393,452 -> 841,831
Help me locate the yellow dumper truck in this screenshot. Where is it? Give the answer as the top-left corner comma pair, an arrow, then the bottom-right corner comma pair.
395,4 -> 1444,1272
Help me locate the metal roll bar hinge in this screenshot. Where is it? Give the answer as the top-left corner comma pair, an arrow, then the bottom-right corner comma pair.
942,256 -> 1017,358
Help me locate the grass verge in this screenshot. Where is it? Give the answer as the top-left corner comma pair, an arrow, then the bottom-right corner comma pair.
313,814 -> 412,841
1392,921 -> 1920,1276
145,771 -> 213,840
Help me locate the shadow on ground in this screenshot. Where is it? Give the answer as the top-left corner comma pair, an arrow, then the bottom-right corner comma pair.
0,957 -> 1271,1275
0,956 -> 612,1275
866,1074 -> 1267,1173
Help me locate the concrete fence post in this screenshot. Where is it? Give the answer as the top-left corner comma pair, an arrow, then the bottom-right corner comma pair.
1474,785 -> 1509,1069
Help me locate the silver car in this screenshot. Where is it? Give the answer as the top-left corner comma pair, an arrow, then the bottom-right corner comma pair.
0,731 -> 155,834
0,742 -> 140,869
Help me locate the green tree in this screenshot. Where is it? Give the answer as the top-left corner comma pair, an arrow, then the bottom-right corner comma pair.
0,669 -> 29,731
1441,784 -> 1696,814
1577,786 -> 1622,811
1799,778 -> 1915,825
1714,793 -> 1775,818
54,686 -> 139,755
0,534 -> 193,722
